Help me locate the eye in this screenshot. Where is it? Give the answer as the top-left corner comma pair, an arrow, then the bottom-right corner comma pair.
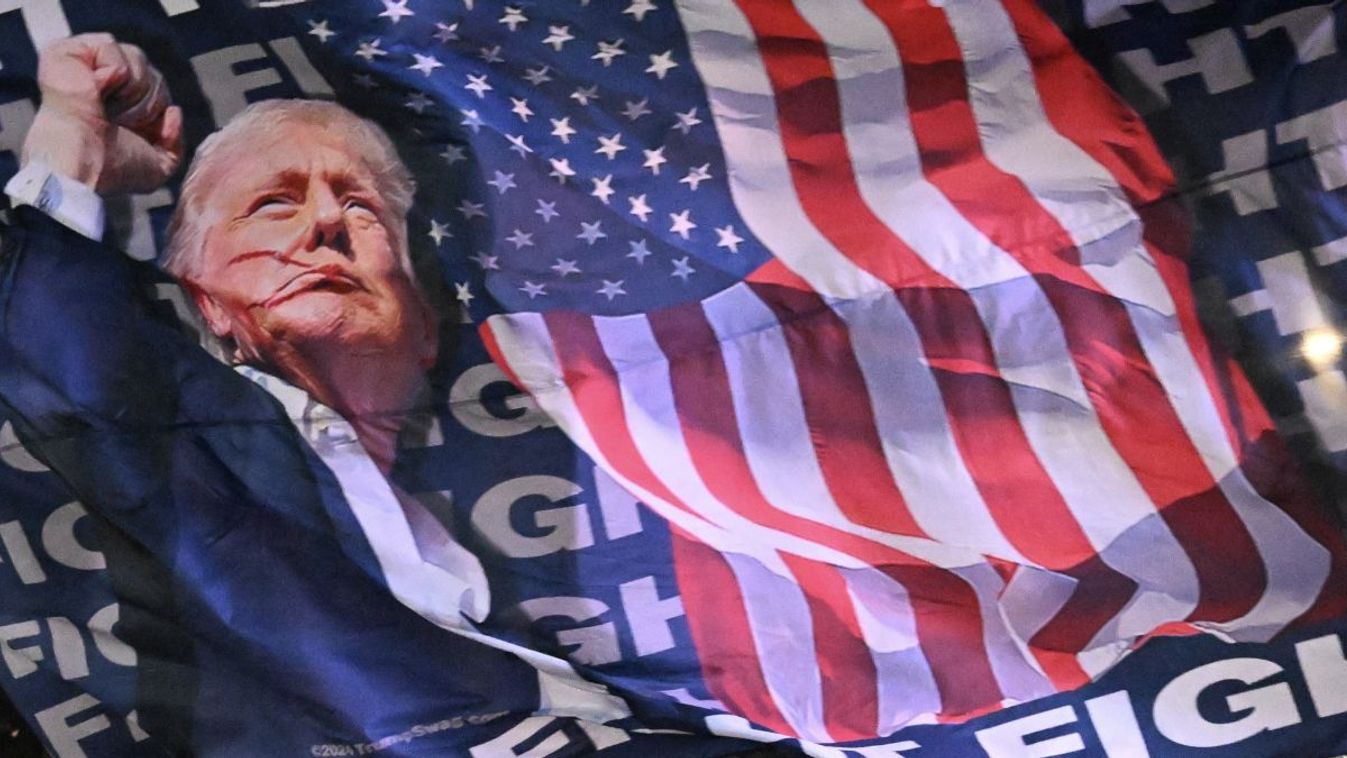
343,197 -> 377,214
247,194 -> 297,216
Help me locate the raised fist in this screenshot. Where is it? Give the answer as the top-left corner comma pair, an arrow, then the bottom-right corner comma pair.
22,33 -> 184,195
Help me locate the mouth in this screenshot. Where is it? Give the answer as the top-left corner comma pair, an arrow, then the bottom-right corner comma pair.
263,265 -> 365,307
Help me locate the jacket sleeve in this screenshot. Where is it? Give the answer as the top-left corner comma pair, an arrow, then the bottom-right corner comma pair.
0,206 -> 313,521
0,206 -> 191,505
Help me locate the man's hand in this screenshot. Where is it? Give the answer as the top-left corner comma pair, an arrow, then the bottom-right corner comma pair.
22,33 -> 183,196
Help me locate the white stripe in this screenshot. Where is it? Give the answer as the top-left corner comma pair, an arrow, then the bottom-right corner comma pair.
940,0 -> 1331,639
841,567 -> 942,731
998,566 -> 1078,644
960,564 -> 1055,702
794,0 -> 1199,642
725,553 -> 832,743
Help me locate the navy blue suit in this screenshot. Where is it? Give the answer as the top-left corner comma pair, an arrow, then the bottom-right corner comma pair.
0,207 -> 550,755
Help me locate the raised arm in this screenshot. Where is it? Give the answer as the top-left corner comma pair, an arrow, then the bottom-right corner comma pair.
22,33 -> 182,198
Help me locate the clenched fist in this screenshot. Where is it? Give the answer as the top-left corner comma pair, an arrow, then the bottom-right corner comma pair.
22,33 -> 184,195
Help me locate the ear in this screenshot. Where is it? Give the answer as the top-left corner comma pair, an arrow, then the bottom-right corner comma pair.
183,281 -> 234,340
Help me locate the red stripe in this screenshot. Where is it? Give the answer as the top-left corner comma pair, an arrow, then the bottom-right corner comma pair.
865,0 -> 1269,624
781,554 -> 880,742
647,299 -> 1005,718
671,530 -> 794,735
736,0 -> 1131,688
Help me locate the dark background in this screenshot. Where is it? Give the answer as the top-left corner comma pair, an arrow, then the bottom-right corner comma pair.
0,691 -> 44,757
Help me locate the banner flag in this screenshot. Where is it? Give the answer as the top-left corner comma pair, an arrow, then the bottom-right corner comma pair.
0,1 -> 1345,756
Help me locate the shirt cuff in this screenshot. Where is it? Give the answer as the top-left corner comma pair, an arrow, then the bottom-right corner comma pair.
4,161 -> 105,242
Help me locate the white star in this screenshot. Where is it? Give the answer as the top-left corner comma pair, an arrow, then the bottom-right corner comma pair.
535,199 -> 560,223
646,50 -> 678,79
510,97 -> 534,122
523,66 -> 552,85
505,133 -> 532,157
463,0 -> 475,8
428,218 -> 452,246
672,107 -> 702,135
621,98 -> 652,121
440,144 -> 467,165
551,258 -> 581,277
590,174 -> 615,204
628,193 -> 653,222
595,133 -> 626,160
487,170 -> 517,194
409,53 -> 443,76
642,147 -> 667,175
308,19 -> 336,43
624,0 -> 657,21
458,199 -> 487,219
626,239 -> 652,264
671,256 -> 696,281
519,280 -> 547,299
549,157 -> 576,183
597,280 -> 627,301
465,74 -> 492,98
355,38 -> 388,60
543,25 -> 575,51
679,163 -> 712,191
592,39 -> 627,67
577,220 -> 607,245
461,109 -> 485,133
479,45 -> 505,64
455,282 -> 475,307
379,0 -> 414,23
352,72 -> 377,89
550,117 -> 577,144
716,225 -> 745,253
669,209 -> 697,239
404,92 -> 434,114
571,85 -> 599,106
470,251 -> 500,269
506,228 -> 535,249
499,5 -> 528,31
433,21 -> 459,42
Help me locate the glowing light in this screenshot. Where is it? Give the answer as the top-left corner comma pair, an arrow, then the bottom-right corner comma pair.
1301,328 -> 1343,369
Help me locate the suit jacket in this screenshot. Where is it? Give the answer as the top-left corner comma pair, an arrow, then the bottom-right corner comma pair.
0,206 -> 551,756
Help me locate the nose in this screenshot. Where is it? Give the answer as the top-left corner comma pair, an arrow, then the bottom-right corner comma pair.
303,181 -> 351,257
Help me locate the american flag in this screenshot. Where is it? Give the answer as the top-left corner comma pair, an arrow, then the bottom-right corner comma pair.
304,0 -> 1347,745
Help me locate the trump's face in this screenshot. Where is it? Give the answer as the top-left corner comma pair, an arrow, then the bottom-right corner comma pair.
185,121 -> 434,369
